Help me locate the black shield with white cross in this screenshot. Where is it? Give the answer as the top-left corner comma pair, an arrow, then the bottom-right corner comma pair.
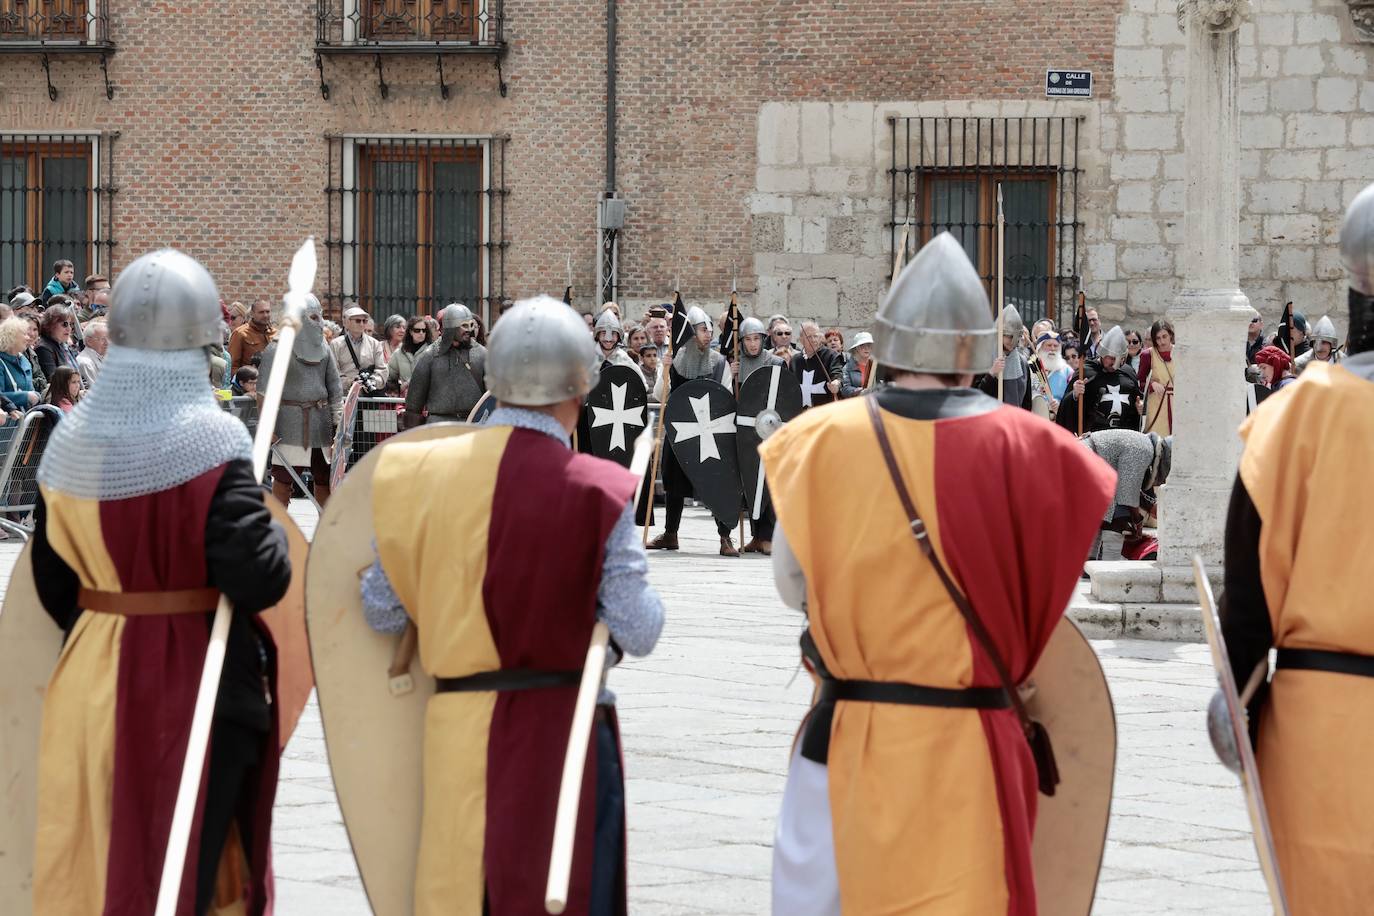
736,365 -> 802,520
666,378 -> 744,523
584,365 -> 649,468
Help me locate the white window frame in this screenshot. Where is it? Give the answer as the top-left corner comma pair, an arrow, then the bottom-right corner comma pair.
339,134 -> 492,318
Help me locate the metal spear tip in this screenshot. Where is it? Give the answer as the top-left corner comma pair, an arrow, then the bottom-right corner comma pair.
282,236 -> 318,326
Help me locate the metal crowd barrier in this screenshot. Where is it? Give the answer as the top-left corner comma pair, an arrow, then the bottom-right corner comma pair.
220,394 -> 259,437
335,396 -> 404,480
0,406 -> 64,540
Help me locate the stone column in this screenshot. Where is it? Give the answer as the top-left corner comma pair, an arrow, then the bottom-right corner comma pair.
1158,0 -> 1255,584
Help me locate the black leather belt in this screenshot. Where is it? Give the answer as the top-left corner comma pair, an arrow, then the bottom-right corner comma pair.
818,678 -> 1010,709
799,631 -> 1010,763
1276,648 -> 1374,679
435,668 -> 581,693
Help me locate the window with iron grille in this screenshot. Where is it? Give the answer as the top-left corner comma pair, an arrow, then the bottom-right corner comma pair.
889,117 -> 1082,329
324,135 -> 507,323
316,0 -> 503,48
0,0 -> 110,45
1,133 -> 117,296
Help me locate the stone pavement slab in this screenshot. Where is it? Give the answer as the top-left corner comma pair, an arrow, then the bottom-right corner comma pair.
0,502 -> 1268,913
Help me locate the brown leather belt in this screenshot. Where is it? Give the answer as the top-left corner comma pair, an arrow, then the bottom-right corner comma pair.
282,398 -> 329,446
78,587 -> 221,616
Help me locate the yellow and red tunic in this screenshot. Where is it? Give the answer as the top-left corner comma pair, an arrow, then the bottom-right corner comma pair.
32,463 -> 288,916
1222,361 -> 1374,914
760,389 -> 1114,914
373,425 -> 635,916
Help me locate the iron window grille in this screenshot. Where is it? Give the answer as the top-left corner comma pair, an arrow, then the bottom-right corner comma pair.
1,132 -> 118,297
0,0 -> 111,48
889,116 -> 1082,329
324,134 -> 508,325
315,0 -> 503,50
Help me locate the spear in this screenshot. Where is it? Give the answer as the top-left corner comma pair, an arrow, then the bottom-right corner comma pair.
563,253 -> 573,307
1074,289 -> 1089,436
726,272 -> 745,551
546,425 -> 655,914
642,277 -> 679,546
154,238 -> 316,916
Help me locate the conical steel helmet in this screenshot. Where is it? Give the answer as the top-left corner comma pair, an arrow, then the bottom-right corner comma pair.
872,232 -> 997,375
487,295 -> 601,406
108,248 -> 223,350
1342,182 -> 1374,354
1099,325 -> 1129,362
1001,303 -> 1025,339
1309,315 -> 1339,345
1342,181 -> 1374,297
740,316 -> 767,338
593,308 -> 624,338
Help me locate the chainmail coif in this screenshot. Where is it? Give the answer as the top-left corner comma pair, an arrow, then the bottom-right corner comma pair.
38,344 -> 251,501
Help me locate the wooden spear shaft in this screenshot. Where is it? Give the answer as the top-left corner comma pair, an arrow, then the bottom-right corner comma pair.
641,292 -> 676,546
155,238 -> 315,916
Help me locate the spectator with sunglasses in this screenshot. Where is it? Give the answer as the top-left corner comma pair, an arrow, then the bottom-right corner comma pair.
385,317 -> 433,394
1123,329 -> 1144,374
34,301 -> 81,384
1245,310 -> 1265,365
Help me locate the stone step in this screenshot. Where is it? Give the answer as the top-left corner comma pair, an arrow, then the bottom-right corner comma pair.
1068,589 -> 1204,643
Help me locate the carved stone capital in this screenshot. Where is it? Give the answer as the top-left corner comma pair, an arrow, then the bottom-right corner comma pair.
1346,0 -> 1374,42
1176,0 -> 1253,34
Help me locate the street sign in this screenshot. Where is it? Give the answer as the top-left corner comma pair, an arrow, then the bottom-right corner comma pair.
1046,70 -> 1092,98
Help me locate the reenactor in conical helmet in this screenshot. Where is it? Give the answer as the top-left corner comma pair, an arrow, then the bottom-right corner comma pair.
1216,181 -> 1374,913
26,249 -> 293,914
355,294 -> 663,914
761,232 -> 1115,914
1056,324 -> 1143,435
403,301 -> 487,428
976,302 -> 1031,409
1293,313 -> 1343,374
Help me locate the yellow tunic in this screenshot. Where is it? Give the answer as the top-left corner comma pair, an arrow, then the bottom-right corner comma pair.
1239,362 -> 1374,914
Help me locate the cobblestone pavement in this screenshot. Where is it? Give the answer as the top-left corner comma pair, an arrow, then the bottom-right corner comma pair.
1,503 -> 1269,914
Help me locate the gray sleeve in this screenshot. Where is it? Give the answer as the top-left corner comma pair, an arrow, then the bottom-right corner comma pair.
324,350 -> 343,425
596,501 -> 664,657
360,549 -> 409,635
405,351 -> 432,415
771,519 -> 808,612
472,344 -> 487,389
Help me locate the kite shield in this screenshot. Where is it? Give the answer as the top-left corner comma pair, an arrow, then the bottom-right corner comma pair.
665,378 -> 743,523
467,391 -> 497,424
585,365 -> 648,468
305,423 -> 475,916
735,364 -> 802,520
1193,555 -> 1290,914
1026,617 -> 1117,916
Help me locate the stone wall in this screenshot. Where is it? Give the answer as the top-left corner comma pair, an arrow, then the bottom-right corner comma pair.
750,99 -> 1108,334
1100,0 -> 1374,332
748,0 -> 1374,337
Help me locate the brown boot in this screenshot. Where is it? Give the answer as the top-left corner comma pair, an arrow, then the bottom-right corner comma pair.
719,536 -> 740,557
742,538 -> 772,556
756,540 -> 772,555
271,476 -> 293,507
647,532 -> 679,551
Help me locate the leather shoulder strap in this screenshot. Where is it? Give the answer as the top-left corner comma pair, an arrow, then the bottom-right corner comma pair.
864,395 -> 1035,737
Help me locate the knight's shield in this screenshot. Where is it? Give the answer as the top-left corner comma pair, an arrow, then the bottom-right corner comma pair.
0,500 -> 312,916
1025,616 -> 1117,916
735,365 -> 802,519
585,365 -> 648,469
1193,556 -> 1290,913
305,424 -> 474,916
467,391 -> 497,424
330,379 -> 364,490
665,379 -> 743,523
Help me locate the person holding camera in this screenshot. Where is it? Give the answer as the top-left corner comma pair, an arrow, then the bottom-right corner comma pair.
330,303 -> 386,394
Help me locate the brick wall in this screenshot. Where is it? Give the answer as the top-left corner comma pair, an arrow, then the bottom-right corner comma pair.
0,0 -> 1120,324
